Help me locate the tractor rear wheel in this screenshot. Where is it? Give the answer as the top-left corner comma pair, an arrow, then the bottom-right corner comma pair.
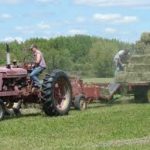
74,95 -> 87,111
42,69 -> 72,116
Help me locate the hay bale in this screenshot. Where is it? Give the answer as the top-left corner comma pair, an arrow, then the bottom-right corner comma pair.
130,55 -> 145,64
115,71 -> 126,83
144,47 -> 150,54
126,64 -> 150,72
125,72 -> 143,83
115,53 -> 150,83
143,55 -> 150,63
115,71 -> 145,83
141,73 -> 150,81
129,54 -> 150,64
116,72 -> 150,83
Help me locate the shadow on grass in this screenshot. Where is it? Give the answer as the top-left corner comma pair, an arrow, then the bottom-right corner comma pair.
3,112 -> 42,121
3,109 -> 69,121
85,95 -> 140,110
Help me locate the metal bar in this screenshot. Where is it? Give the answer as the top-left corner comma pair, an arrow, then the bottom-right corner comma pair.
0,91 -> 18,96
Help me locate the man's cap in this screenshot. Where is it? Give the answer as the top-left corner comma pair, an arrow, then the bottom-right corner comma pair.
30,44 -> 37,50
13,59 -> 17,63
124,49 -> 129,54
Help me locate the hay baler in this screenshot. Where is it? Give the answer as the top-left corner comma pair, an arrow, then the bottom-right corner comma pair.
70,77 -> 121,110
70,76 -> 150,110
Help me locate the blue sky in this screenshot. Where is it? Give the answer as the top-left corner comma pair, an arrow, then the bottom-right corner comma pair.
0,0 -> 150,43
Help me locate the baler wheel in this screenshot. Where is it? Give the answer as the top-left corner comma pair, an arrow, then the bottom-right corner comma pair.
74,95 -> 87,111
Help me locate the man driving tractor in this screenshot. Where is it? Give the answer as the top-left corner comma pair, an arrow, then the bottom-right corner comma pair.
30,44 -> 46,88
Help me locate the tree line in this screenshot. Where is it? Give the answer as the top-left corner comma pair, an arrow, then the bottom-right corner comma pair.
135,32 -> 150,54
0,35 -> 133,77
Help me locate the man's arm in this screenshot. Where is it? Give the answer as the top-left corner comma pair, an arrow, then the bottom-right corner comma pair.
118,50 -> 126,66
117,55 -> 125,69
35,53 -> 41,65
118,56 -> 123,65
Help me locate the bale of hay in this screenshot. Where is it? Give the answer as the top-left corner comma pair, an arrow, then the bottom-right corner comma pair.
116,72 -> 150,83
115,52 -> 150,83
143,55 -> 150,63
115,72 -> 145,83
129,55 -> 146,64
114,71 -> 126,83
125,72 -> 143,83
129,54 -> 150,64
144,47 -> 150,54
141,73 -> 150,81
126,64 -> 150,72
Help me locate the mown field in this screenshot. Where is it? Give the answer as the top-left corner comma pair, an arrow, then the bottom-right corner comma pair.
1,102 -> 150,150
0,78 -> 150,150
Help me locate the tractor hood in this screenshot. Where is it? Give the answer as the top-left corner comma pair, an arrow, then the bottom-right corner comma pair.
0,67 -> 27,77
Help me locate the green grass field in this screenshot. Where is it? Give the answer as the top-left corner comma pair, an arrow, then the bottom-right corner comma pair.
1,102 -> 150,150
0,78 -> 150,150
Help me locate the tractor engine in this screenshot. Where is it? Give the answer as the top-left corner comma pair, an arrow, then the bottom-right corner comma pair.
0,43 -> 30,102
2,74 -> 27,92
0,67 -> 28,101
0,43 -> 40,105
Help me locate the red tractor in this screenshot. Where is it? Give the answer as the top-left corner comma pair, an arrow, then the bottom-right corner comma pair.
0,44 -> 72,120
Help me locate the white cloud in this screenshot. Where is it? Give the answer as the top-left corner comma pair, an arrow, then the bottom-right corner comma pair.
74,0 -> 150,8
119,16 -> 138,24
93,13 -> 138,24
3,36 -> 23,43
15,23 -> 51,36
37,0 -> 51,2
15,26 -> 35,34
37,22 -> 51,30
76,16 -> 86,23
0,0 -> 22,4
68,29 -> 87,35
36,0 -> 59,4
105,27 -> 117,34
0,13 -> 12,19
94,13 -> 120,22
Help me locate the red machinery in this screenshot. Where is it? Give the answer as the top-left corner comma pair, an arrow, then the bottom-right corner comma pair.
0,44 -> 72,120
71,76 -> 150,110
70,77 -> 121,110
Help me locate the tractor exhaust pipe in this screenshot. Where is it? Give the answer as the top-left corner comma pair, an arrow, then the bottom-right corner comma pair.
6,44 -> 11,69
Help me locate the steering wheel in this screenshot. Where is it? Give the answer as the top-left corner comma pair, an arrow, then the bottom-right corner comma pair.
23,55 -> 35,72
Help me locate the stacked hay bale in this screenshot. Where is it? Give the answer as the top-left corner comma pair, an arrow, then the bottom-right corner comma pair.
115,54 -> 150,83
